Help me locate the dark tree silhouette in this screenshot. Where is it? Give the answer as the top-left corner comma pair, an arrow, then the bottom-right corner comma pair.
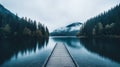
79,4 -> 120,37
0,4 -> 49,40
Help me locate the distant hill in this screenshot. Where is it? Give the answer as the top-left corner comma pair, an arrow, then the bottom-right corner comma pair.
50,22 -> 82,36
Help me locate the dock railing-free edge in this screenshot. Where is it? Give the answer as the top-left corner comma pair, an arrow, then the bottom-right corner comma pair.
42,43 -> 57,67
64,43 -> 79,67
42,43 -> 79,67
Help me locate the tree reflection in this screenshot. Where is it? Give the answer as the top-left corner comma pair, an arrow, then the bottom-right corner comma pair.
80,38 -> 120,63
0,38 -> 49,64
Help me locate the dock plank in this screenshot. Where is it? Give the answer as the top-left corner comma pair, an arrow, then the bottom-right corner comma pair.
43,43 -> 77,67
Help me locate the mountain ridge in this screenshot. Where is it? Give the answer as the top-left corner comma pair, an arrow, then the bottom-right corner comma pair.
50,22 -> 82,36
0,4 -> 15,17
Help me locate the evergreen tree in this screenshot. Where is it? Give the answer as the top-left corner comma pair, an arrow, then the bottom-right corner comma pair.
79,4 -> 120,37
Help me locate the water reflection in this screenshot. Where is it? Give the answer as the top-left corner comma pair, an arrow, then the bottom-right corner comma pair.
52,37 -> 82,48
0,38 -> 48,65
52,37 -> 120,67
0,37 -> 120,67
80,38 -> 120,63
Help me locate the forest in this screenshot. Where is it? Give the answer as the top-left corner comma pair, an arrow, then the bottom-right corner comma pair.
0,4 -> 49,40
78,4 -> 120,37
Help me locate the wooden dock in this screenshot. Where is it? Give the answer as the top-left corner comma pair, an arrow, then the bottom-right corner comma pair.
43,43 -> 78,67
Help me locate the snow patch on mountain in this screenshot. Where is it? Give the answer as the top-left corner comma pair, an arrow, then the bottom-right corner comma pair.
51,22 -> 82,36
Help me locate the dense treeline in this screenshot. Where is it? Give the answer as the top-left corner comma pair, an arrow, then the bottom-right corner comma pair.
0,4 -> 49,40
78,4 -> 120,37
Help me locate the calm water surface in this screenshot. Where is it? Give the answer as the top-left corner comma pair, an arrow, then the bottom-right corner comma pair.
0,37 -> 120,67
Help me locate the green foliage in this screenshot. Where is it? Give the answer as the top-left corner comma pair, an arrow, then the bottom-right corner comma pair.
2,24 -> 11,33
23,27 -> 32,36
79,4 -> 120,37
35,30 -> 42,38
0,5 -> 49,39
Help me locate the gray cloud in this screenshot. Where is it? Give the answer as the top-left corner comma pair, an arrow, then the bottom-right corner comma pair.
1,0 -> 120,32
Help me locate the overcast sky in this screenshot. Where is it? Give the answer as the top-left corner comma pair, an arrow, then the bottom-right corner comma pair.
1,0 -> 120,32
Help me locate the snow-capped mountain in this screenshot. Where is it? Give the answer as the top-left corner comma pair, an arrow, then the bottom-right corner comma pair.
50,22 -> 82,36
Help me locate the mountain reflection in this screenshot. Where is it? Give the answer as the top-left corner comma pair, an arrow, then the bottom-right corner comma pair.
52,37 -> 82,48
80,38 -> 120,63
0,38 -> 48,64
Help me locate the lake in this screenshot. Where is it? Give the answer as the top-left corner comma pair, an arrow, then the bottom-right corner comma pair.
0,37 -> 120,67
